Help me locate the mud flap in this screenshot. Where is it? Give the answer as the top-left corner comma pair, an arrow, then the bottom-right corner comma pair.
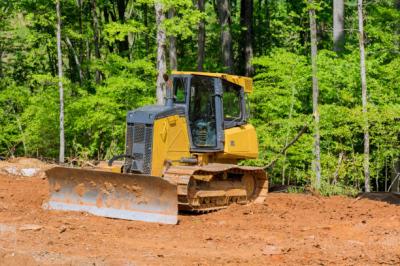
43,167 -> 178,224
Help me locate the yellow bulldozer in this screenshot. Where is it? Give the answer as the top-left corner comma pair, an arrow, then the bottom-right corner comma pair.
44,72 -> 268,224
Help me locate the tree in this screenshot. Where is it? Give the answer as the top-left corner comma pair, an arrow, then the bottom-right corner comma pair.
396,0 -> 400,50
155,1 -> 167,105
309,0 -> 321,189
217,0 -> 233,73
168,8 -> 177,71
240,0 -> 254,76
358,0 -> 370,192
91,0 -> 101,84
197,0 -> 205,71
333,0 -> 345,52
56,0 -> 65,163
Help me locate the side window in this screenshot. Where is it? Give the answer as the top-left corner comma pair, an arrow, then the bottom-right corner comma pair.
222,81 -> 242,121
173,77 -> 186,103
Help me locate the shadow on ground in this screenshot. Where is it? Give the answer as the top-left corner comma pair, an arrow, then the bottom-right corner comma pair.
358,192 -> 400,205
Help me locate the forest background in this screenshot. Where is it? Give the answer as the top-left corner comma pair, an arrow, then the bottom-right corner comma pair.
0,0 -> 399,194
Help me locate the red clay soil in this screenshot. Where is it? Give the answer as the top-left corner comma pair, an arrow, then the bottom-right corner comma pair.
0,163 -> 400,265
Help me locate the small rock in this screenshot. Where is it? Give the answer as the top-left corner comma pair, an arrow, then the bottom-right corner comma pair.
322,226 -> 332,230
205,237 -> 213,241
20,168 -> 39,177
4,167 -> 19,176
261,244 -> 282,255
313,244 -> 321,249
19,224 -> 42,232
305,235 -> 315,240
59,226 -> 67,233
347,240 -> 364,246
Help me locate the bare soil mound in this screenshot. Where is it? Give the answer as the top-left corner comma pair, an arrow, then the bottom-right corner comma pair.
0,160 -> 399,265
0,157 -> 53,178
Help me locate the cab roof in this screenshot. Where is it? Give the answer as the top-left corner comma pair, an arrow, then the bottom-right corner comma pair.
171,71 -> 253,93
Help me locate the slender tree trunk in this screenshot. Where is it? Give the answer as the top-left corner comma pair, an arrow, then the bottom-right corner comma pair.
85,39 -> 91,80
47,46 -> 56,76
333,0 -> 345,52
65,36 -> 84,83
91,0 -> 101,84
168,8 -> 177,71
358,0 -> 370,192
116,0 -> 129,55
155,2 -> 167,105
217,0 -> 233,73
282,82 -> 296,185
56,0 -> 65,164
0,50 -> 3,78
309,1 -> 321,189
240,0 -> 254,76
385,158 -> 388,191
197,0 -> 205,71
143,4 -> 150,56
395,0 -> 400,50
265,0 -> 271,51
77,0 -> 84,68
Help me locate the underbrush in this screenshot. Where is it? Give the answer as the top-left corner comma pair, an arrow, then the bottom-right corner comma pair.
285,181 -> 359,197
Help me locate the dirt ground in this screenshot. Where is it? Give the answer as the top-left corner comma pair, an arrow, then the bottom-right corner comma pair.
0,159 -> 400,265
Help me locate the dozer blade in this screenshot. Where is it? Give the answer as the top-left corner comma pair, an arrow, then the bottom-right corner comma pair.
43,167 -> 178,224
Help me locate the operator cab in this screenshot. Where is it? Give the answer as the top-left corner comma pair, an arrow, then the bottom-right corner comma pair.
171,73 -> 248,152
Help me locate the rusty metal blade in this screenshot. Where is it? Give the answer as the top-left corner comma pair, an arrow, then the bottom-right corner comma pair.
43,167 -> 178,224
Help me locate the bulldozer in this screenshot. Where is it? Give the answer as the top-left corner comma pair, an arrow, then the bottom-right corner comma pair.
44,72 -> 268,224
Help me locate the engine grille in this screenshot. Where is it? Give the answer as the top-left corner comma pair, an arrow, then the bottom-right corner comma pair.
133,124 -> 145,143
125,124 -> 134,167
143,126 -> 153,174
125,123 -> 153,174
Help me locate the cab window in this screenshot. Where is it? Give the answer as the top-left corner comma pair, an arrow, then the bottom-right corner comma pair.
188,76 -> 217,148
222,80 -> 242,121
173,77 -> 187,103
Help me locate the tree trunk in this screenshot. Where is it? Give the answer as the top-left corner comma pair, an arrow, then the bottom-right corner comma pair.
91,0 -> 101,84
116,0 -> 129,56
333,0 -> 345,52
395,0 -> 400,50
65,36 -> 84,83
197,0 -> 205,71
217,0 -> 233,73
168,8 -> 177,71
77,0 -> 84,68
155,2 -> 167,105
240,0 -> 254,76
0,50 -> 3,78
265,0 -> 271,52
104,7 -> 114,53
358,0 -> 370,192
56,0 -> 65,164
309,1 -> 321,189
143,4 -> 150,56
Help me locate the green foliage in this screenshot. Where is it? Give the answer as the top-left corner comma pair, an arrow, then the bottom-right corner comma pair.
318,181 -> 359,197
0,0 -> 399,196
250,46 -> 400,192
